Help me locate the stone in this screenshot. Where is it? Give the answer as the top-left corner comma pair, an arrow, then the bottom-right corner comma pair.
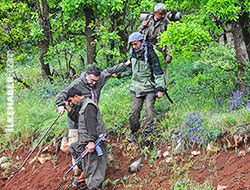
191,150 -> 201,156
128,158 -> 142,173
163,151 -> 170,158
217,185 -> 227,190
173,142 -> 183,155
0,156 -> 8,164
38,156 -> 52,164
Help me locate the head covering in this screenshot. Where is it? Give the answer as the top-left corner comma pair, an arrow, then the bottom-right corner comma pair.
128,32 -> 148,63
128,32 -> 144,45
154,3 -> 166,12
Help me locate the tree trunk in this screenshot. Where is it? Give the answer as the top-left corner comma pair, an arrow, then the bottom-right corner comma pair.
84,8 -> 96,65
35,0 -> 51,81
238,11 -> 250,61
231,21 -> 247,93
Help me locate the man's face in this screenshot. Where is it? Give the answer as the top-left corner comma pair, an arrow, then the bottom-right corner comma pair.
154,10 -> 167,21
86,74 -> 100,87
68,96 -> 79,105
131,40 -> 142,52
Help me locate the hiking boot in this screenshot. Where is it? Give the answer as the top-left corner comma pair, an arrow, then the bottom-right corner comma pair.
72,172 -> 85,187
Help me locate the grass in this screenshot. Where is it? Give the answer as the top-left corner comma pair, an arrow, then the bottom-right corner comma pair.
1,51 -> 250,189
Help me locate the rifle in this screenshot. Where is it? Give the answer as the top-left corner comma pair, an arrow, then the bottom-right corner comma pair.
154,89 -> 173,103
66,124 -> 120,174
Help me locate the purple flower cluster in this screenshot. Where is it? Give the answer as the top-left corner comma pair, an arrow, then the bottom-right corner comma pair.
227,89 -> 250,111
173,109 -> 207,146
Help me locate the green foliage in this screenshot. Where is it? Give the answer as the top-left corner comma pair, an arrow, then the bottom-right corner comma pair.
159,16 -> 212,59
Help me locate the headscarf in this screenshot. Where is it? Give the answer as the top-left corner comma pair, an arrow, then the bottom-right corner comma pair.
128,32 -> 148,63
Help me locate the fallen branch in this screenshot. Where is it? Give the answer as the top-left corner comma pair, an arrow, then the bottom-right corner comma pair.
13,72 -> 31,89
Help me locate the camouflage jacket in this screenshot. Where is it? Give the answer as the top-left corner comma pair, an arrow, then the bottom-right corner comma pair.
138,15 -> 171,58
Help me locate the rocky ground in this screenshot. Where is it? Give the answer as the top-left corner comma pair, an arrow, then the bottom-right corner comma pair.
1,132 -> 250,190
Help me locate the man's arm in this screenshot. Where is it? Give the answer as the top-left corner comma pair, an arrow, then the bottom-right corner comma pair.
102,61 -> 130,78
85,104 -> 99,152
148,46 -> 165,98
55,78 -> 83,115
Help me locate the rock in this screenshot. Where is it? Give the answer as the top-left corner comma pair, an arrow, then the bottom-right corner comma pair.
163,151 -> 170,158
191,150 -> 201,156
173,142 -> 183,155
38,156 -> 52,164
165,157 -> 173,163
42,145 -> 50,153
108,154 -> 114,163
128,158 -> 142,173
29,155 -> 38,164
1,162 -> 10,169
156,150 -> 162,159
217,185 -> 227,190
60,136 -> 70,154
239,150 -> 246,156
0,156 -> 8,164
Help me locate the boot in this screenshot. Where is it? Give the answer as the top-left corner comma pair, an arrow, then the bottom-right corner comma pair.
72,172 -> 85,187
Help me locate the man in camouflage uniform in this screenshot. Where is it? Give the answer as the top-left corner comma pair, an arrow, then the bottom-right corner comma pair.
65,88 -> 107,189
118,32 -> 165,142
56,62 -> 130,176
138,3 -> 172,65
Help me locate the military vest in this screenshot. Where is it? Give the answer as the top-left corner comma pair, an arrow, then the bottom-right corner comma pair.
78,98 -> 106,145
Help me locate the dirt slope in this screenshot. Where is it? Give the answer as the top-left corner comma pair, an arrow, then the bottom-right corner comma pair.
1,134 -> 250,190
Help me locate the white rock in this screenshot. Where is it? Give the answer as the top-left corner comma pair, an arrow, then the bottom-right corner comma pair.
165,157 -> 173,163
1,162 -> 10,169
173,142 -> 183,155
217,185 -> 227,190
108,154 -> 114,163
163,151 -> 170,158
156,150 -> 162,159
38,156 -> 52,164
191,150 -> 201,156
0,156 -> 8,164
128,158 -> 142,173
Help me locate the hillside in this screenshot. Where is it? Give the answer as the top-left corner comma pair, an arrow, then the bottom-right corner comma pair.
1,132 -> 250,190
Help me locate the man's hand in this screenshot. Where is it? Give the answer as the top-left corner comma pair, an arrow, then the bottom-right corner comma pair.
125,60 -> 131,66
64,101 -> 71,112
157,91 -> 164,98
57,106 -> 65,116
112,73 -> 117,78
142,20 -> 149,28
165,57 -> 172,64
86,142 -> 95,153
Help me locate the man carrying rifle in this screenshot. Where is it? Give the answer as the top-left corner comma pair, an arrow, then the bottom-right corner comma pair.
56,62 -> 130,176
117,32 -> 165,142
64,88 -> 107,189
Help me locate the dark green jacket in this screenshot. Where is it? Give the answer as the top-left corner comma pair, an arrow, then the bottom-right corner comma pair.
119,42 -> 165,97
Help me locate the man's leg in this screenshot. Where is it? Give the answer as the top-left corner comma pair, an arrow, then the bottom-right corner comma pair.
144,93 -> 156,133
129,93 -> 144,133
83,143 -> 107,190
68,117 -> 81,177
